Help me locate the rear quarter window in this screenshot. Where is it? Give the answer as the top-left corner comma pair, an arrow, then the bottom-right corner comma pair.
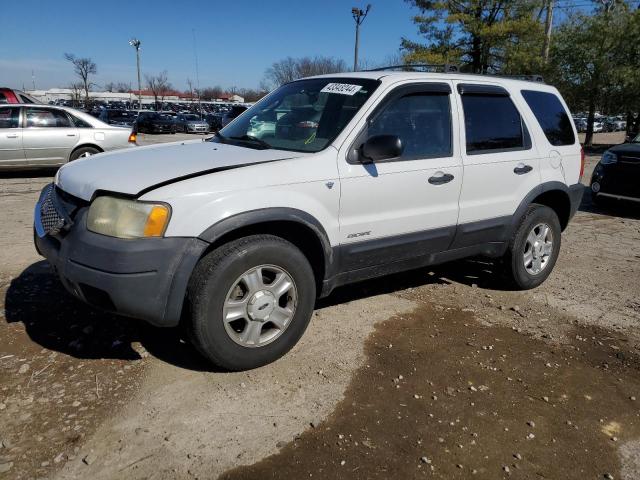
521,90 -> 575,146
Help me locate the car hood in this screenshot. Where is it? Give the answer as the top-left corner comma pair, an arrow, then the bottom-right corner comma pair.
609,143 -> 640,159
56,140 -> 304,201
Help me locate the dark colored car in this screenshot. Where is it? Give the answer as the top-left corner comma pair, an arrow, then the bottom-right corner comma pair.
135,112 -> 176,134
204,113 -> 224,131
591,134 -> 640,204
221,105 -> 248,127
0,88 -> 39,104
99,109 -> 138,127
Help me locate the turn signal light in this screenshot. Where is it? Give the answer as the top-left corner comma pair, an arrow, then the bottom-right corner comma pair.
128,132 -> 137,144
143,205 -> 170,237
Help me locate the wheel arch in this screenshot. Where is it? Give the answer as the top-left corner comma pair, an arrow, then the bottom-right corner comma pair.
510,182 -> 573,235
198,208 -> 334,294
69,143 -> 104,161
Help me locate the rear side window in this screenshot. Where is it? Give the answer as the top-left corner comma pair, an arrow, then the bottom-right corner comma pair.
521,90 -> 575,146
0,93 -> 7,104
25,108 -> 73,128
461,94 -> 527,154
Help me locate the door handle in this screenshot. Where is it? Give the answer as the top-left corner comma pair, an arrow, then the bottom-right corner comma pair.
6,134 -> 18,138
428,172 -> 455,185
66,133 -> 77,137
514,164 -> 533,175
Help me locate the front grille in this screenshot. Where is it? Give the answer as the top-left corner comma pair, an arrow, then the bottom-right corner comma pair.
36,184 -> 86,237
38,184 -> 66,236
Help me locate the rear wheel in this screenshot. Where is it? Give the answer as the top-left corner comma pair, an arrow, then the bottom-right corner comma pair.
186,235 -> 316,370
503,204 -> 561,290
69,146 -> 100,161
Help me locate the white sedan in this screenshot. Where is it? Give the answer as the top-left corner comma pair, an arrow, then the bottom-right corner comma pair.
0,104 -> 136,170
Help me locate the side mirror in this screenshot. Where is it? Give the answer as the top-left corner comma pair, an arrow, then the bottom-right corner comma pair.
360,135 -> 403,163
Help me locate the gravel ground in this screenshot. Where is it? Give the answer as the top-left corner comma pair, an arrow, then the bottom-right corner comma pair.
1,132 -> 639,479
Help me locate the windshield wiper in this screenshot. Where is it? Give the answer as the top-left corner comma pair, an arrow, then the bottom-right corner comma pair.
228,135 -> 272,149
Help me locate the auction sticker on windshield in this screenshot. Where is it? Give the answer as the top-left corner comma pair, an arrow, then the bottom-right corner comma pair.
321,83 -> 363,95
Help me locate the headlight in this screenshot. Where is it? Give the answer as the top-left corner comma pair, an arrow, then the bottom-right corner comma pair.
601,151 -> 618,165
87,196 -> 170,238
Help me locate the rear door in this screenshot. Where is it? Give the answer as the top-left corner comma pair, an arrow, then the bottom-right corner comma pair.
0,107 -> 26,167
22,107 -> 79,166
452,82 -> 541,248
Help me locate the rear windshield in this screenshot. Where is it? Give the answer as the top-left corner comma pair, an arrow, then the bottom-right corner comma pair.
521,90 -> 575,146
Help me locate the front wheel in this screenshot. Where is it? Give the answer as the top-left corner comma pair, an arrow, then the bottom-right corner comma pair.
503,204 -> 561,290
186,234 -> 316,370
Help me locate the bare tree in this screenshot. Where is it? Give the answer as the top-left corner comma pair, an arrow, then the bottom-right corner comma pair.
104,81 -> 132,93
263,56 -> 347,88
145,71 -> 172,110
68,82 -> 84,107
64,53 -> 97,106
200,85 -> 223,101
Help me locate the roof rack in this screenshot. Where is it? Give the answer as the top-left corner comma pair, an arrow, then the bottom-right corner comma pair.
367,64 -> 460,73
367,64 -> 545,83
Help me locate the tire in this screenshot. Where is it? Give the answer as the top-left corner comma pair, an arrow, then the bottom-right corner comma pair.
186,234 -> 316,370
69,146 -> 100,161
503,204 -> 561,290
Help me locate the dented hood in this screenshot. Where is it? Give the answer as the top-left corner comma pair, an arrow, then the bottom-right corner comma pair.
56,140 -> 303,201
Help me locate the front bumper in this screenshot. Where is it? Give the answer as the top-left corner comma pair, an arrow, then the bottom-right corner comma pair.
34,188 -> 208,327
186,124 -> 209,133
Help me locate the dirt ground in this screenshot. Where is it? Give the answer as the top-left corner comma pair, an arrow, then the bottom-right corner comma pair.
1,131 -> 639,479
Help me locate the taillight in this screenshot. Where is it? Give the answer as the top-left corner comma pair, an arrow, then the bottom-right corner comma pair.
580,146 -> 585,179
128,132 -> 137,144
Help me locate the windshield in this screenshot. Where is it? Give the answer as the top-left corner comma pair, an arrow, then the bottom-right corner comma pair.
633,134 -> 640,143
185,114 -> 200,121
212,77 -> 380,152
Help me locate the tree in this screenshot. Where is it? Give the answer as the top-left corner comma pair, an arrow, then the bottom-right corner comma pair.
263,56 -> 347,88
201,85 -> 223,101
104,81 -> 132,93
548,3 -> 632,145
64,53 -> 97,106
68,82 -> 84,107
145,71 -> 172,110
401,0 -> 544,73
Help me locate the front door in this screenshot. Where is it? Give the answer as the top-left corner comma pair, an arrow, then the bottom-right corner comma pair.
338,82 -> 463,271
22,107 -> 79,166
0,107 -> 25,167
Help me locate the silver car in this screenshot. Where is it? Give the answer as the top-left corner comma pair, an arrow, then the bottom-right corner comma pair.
175,114 -> 210,134
0,104 -> 135,170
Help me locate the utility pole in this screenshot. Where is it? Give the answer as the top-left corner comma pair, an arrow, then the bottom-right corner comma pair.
192,29 -> 202,118
352,4 -> 371,71
542,0 -> 554,63
129,38 -> 142,110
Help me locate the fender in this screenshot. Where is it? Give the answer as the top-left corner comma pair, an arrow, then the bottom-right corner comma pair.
508,181 -> 576,237
198,207 -> 335,275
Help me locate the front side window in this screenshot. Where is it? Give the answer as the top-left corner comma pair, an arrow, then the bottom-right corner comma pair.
215,78 -> 379,152
25,108 -> 73,128
0,108 -> 20,128
461,94 -> 526,154
367,92 -> 452,160
521,90 -> 575,146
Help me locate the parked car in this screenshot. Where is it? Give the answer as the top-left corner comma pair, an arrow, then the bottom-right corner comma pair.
221,105 -> 248,127
0,104 -> 135,170
204,113 -> 224,132
0,88 -> 39,104
99,109 -> 138,127
34,72 -> 583,370
591,134 -> 640,204
174,114 -> 210,134
134,112 -> 176,134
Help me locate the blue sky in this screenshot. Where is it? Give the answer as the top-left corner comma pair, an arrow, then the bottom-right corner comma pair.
0,0 -> 422,91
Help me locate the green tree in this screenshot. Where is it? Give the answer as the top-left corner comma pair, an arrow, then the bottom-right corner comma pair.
548,3 -> 633,145
402,0 -> 545,73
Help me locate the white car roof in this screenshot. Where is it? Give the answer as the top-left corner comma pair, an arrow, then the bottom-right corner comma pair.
306,70 -> 556,92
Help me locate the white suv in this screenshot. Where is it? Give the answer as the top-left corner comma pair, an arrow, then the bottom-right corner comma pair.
34,71 -> 584,370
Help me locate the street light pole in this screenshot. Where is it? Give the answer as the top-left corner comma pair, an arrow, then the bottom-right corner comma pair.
352,4 -> 371,72
129,38 -> 142,110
